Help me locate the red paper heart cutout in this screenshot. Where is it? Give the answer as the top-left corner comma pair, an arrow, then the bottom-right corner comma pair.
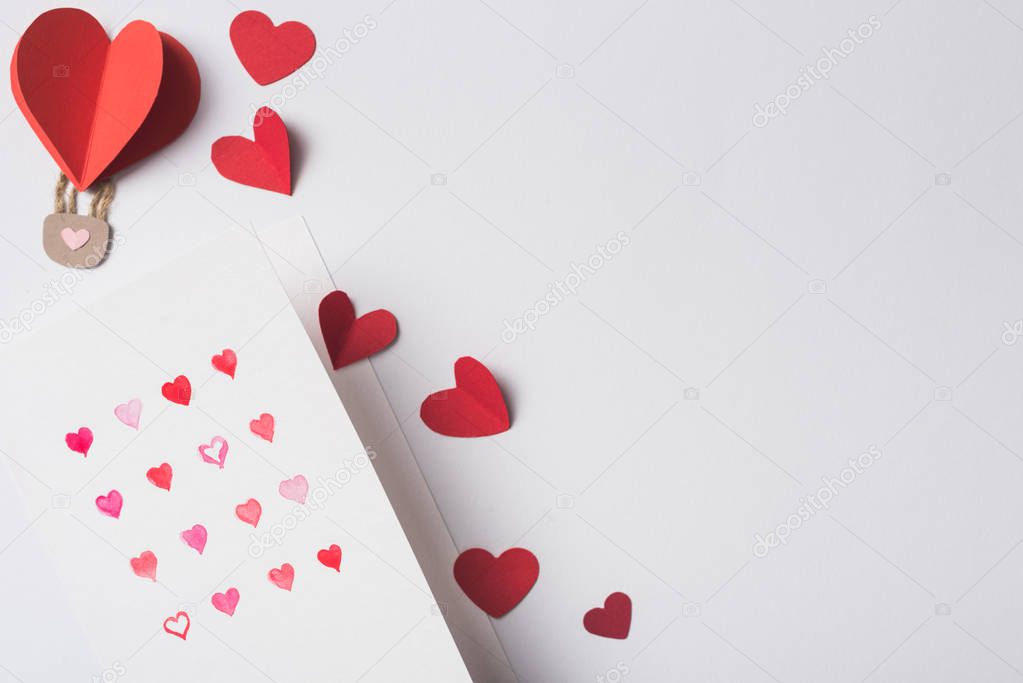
317,544 -> 342,572
11,9 -> 198,190
146,463 -> 172,491
211,107 -> 291,194
453,547 -> 538,618
583,592 -> 632,639
230,11 -> 316,86
65,427 -> 93,456
421,357 -> 510,437
249,413 -> 275,442
318,291 -> 397,369
211,348 -> 237,378
163,611 -> 189,640
161,375 -> 191,405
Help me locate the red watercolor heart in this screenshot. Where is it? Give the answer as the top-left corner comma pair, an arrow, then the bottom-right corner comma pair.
421,357 -> 510,437
230,10 -> 316,86
163,611 -> 189,640
235,498 -> 262,527
249,413 -> 275,442
211,588 -> 240,617
268,563 -> 295,591
130,550 -> 158,581
318,290 -> 397,370
65,427 -> 93,456
583,592 -> 632,639
146,463 -> 173,491
161,375 -> 191,405
95,489 -> 122,518
211,348 -> 237,378
317,544 -> 342,572
211,107 -> 291,195
453,547 -> 538,618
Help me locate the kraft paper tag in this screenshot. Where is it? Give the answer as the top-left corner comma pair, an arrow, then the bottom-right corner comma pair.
42,213 -> 110,269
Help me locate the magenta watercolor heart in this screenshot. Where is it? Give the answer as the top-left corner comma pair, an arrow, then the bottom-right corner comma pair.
113,398 -> 142,429
211,587 -> 240,616
180,524 -> 208,554
278,474 -> 308,504
198,436 -> 228,469
65,427 -> 93,456
95,489 -> 123,518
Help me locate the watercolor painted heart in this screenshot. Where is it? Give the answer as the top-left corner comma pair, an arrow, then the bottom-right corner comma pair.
211,348 -> 237,378
235,498 -> 261,527
211,107 -> 291,194
318,290 -> 398,369
180,524 -> 207,555
211,588 -> 240,617
278,475 -> 308,504
65,427 -> 93,456
230,10 -> 316,85
268,563 -> 294,591
163,611 -> 189,640
249,413 -> 275,442
130,550 -> 158,581
161,375 -> 191,405
421,357 -> 510,437
60,227 -> 90,250
146,463 -> 173,490
454,547 -> 538,618
198,436 -> 228,469
583,592 -> 632,639
317,544 -> 342,572
113,398 -> 142,429
95,489 -> 123,518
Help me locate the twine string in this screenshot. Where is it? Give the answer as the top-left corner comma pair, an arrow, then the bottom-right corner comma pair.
54,172 -> 115,220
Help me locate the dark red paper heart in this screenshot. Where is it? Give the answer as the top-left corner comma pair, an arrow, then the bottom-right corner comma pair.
318,290 -> 397,369
453,547 -> 538,618
211,107 -> 291,194
583,592 -> 632,639
230,10 -> 316,86
161,375 -> 191,406
317,544 -> 342,572
421,357 -> 510,437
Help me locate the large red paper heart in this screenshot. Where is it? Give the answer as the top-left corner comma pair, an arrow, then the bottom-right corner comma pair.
421,357 -> 510,437
318,290 -> 397,369
11,9 -> 199,190
230,11 -> 316,86
453,547 -> 538,618
161,375 -> 191,405
583,592 -> 632,639
211,107 -> 291,194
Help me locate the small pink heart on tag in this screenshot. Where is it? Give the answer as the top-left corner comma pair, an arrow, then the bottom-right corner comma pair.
180,524 -> 207,554
130,550 -> 157,581
211,587 -> 240,616
198,436 -> 228,469
249,413 -> 274,442
95,489 -> 122,518
235,498 -> 261,527
278,474 -> 308,504
114,398 -> 142,429
60,227 -> 90,250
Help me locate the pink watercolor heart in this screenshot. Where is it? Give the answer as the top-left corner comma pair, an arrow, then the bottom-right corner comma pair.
249,412 -> 274,442
60,227 -> 90,250
65,427 -> 93,456
278,474 -> 308,504
198,436 -> 228,469
211,587 -> 240,616
130,550 -> 158,581
180,524 -> 208,554
268,563 -> 294,591
235,498 -> 261,527
95,489 -> 122,518
113,398 -> 142,429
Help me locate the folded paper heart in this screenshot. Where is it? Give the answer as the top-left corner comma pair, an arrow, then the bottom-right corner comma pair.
211,107 -> 292,194
65,427 -> 93,456
453,547 -> 538,618
421,357 -> 510,437
583,592 -> 632,639
198,436 -> 229,469
146,463 -> 173,490
230,11 -> 316,85
319,290 -> 398,369
11,8 -> 200,190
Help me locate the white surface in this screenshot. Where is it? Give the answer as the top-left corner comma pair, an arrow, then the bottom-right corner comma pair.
2,1 -> 1023,681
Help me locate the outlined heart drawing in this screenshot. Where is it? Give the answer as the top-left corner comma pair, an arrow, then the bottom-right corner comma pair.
198,436 -> 228,469
583,592 -> 632,639
163,611 -> 189,640
453,547 -> 538,618
230,11 -> 316,85
421,357 -> 510,437
318,290 -> 398,369
211,107 -> 291,194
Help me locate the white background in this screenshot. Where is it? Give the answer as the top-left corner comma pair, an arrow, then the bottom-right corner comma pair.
2,0 -> 1023,681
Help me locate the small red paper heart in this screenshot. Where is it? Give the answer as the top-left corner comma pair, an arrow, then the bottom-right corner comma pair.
421,357 -> 510,437
268,563 -> 295,591
230,11 -> 316,86
65,427 -> 93,456
130,550 -> 158,581
317,544 -> 342,572
211,348 -> 237,378
163,611 -> 189,640
249,413 -> 275,442
161,375 -> 191,405
318,291 -> 398,370
146,462 -> 173,490
453,547 -> 538,618
235,498 -> 261,527
211,107 -> 291,195
583,592 -> 632,639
